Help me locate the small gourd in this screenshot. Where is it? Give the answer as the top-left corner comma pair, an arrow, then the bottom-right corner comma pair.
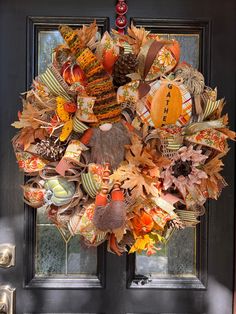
44,177 -> 75,206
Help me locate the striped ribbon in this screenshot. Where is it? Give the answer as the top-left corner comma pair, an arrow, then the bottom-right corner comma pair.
203,99 -> 221,120
81,172 -> 98,198
40,64 -> 72,101
166,137 -> 183,151
96,231 -> 107,242
184,118 -> 225,135
123,42 -> 133,54
73,117 -> 89,133
175,209 -> 199,225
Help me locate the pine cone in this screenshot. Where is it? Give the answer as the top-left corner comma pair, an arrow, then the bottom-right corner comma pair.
113,53 -> 138,87
36,139 -> 65,161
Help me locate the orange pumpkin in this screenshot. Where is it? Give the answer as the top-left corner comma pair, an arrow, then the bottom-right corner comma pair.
103,50 -> 119,74
168,40 -> 180,64
61,61 -> 87,86
150,83 -> 182,128
131,210 -> 154,235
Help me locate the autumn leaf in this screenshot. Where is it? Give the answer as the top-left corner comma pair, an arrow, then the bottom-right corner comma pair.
12,97 -> 54,129
110,162 -> 132,182
202,151 -> 228,199
126,134 -> 156,168
13,127 -> 47,151
217,127 -> 236,141
113,23 -> 149,55
122,172 -> 159,198
113,226 -> 126,243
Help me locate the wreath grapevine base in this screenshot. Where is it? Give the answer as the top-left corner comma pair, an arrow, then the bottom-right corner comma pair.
12,22 -> 235,256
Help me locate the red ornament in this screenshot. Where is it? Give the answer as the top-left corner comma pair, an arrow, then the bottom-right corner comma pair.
115,15 -> 127,29
63,102 -> 77,113
116,0 -> 128,15
115,0 -> 128,33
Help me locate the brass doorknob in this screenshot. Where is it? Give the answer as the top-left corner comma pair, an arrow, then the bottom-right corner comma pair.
0,300 -> 8,313
0,286 -> 15,314
0,245 -> 15,268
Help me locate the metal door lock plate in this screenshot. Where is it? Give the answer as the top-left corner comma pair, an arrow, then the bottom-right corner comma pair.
0,285 -> 15,314
0,245 -> 15,268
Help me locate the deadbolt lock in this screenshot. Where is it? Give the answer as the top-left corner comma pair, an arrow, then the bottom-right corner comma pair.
0,285 -> 15,314
0,245 -> 15,268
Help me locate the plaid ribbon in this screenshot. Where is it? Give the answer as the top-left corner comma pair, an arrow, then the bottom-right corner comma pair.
40,64 -> 72,101
136,100 -> 154,126
176,86 -> 192,126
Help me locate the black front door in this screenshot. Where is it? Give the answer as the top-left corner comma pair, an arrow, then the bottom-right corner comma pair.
0,0 -> 235,313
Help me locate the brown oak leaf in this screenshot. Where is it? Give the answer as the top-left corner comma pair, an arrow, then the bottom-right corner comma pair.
119,166 -> 159,198
125,134 -> 156,168
13,127 -> 47,151
12,99 -> 52,129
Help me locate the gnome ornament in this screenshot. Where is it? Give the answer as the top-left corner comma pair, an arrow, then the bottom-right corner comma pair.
59,24 -> 131,169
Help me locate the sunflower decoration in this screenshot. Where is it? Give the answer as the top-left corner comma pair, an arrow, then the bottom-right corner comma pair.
12,21 -> 235,256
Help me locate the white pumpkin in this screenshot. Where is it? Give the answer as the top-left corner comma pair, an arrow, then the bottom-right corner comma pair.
44,177 -> 75,206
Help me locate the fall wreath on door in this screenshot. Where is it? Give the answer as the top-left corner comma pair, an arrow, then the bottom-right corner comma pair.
12,22 -> 235,255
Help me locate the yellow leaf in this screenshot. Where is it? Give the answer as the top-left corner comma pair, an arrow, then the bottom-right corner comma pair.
129,234 -> 153,253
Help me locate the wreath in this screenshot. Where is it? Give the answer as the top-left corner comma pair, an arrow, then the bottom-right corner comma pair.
12,22 -> 235,256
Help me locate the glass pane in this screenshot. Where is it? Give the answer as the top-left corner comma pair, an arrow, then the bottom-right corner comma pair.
35,207 -> 97,277
35,30 -> 97,277
170,34 -> 199,69
136,228 -> 196,277
136,33 -> 200,278
38,30 -> 64,75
